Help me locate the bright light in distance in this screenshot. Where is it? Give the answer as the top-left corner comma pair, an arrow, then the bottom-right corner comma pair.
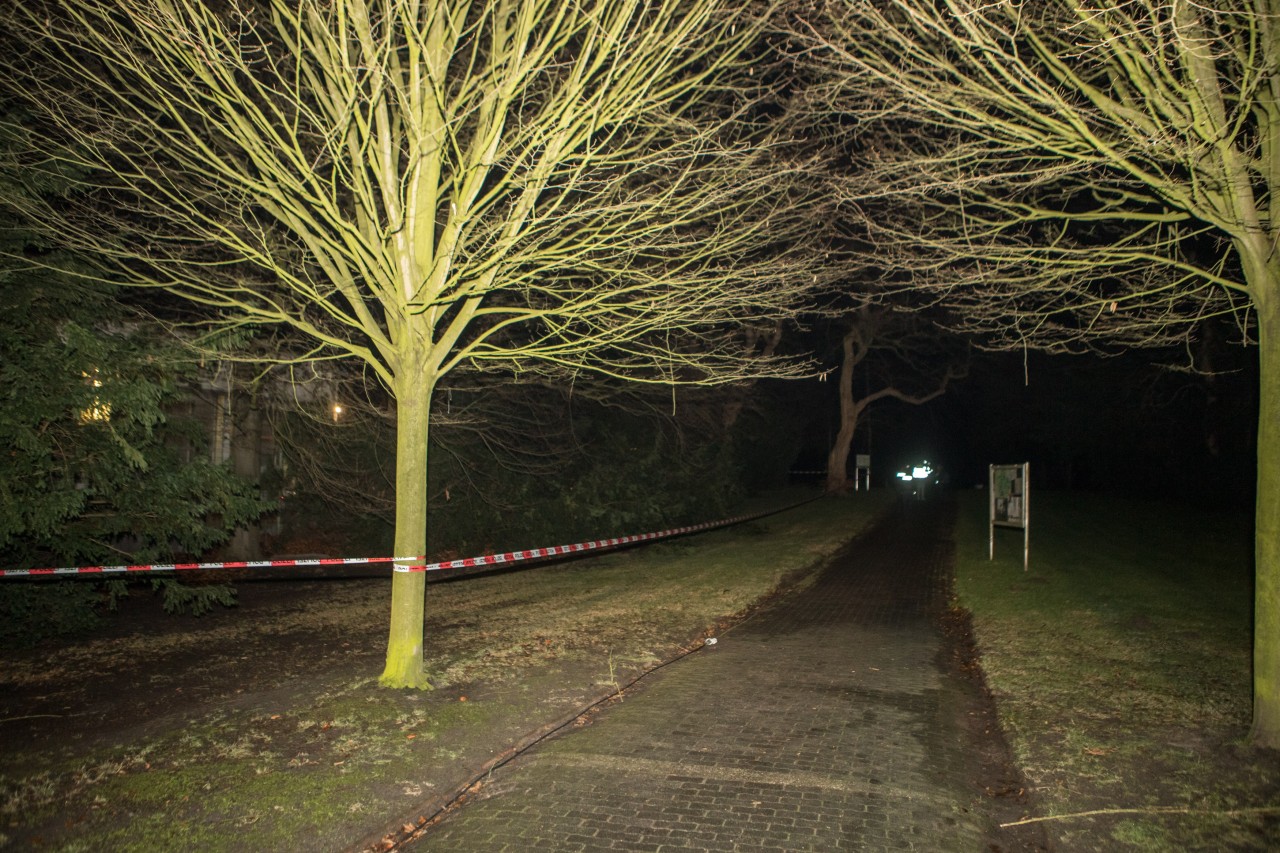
899,461 -> 934,481
332,403 -> 344,421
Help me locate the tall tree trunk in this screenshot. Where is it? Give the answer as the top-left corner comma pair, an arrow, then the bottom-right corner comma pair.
826,331 -> 860,493
823,317 -> 963,494
226,404 -> 263,560
1251,274 -> 1280,747
379,378 -> 433,689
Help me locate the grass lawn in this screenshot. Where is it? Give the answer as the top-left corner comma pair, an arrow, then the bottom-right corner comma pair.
954,489 -> 1280,850
0,488 -> 890,852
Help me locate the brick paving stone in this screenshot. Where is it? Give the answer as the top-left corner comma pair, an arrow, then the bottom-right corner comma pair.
414,500 -> 996,851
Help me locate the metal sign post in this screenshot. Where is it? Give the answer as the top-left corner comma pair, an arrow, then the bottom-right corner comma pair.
989,463 -> 1029,570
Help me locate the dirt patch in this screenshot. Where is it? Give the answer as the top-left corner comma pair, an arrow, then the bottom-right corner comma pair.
937,603 -> 1049,852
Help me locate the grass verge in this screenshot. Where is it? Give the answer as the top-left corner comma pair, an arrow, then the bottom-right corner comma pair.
0,488 -> 889,852
953,490 -> 1280,851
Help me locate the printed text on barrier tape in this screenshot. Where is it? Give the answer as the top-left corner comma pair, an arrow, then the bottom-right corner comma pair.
0,505 -> 791,579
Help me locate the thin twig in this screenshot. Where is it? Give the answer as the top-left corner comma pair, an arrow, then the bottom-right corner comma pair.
0,713 -> 88,723
1002,805 -> 1280,828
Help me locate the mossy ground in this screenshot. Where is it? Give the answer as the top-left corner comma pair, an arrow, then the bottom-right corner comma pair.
1,489 -> 890,852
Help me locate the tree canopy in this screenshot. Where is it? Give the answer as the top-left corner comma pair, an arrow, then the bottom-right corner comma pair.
797,0 -> 1280,745
1,0 -> 830,687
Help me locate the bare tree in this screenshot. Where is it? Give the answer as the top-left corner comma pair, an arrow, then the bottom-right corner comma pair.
796,0 -> 1280,744
823,306 -> 965,493
1,0 -> 828,688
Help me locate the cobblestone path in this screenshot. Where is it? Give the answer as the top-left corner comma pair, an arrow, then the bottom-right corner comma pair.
413,500 -> 999,851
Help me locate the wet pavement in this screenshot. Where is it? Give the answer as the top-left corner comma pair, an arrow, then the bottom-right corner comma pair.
410,500 -> 1018,851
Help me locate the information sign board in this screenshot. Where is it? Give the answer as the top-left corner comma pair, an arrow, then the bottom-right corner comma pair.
989,463 -> 1029,569
854,454 -> 871,491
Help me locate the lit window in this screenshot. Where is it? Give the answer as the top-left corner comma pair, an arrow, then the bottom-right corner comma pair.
79,370 -> 111,423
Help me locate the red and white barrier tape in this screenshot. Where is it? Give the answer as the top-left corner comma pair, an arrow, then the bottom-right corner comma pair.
394,513 -> 760,574
0,503 -> 804,579
0,555 -> 405,579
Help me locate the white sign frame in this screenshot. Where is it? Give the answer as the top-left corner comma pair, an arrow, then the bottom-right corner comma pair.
854,454 -> 871,491
989,462 -> 1029,570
